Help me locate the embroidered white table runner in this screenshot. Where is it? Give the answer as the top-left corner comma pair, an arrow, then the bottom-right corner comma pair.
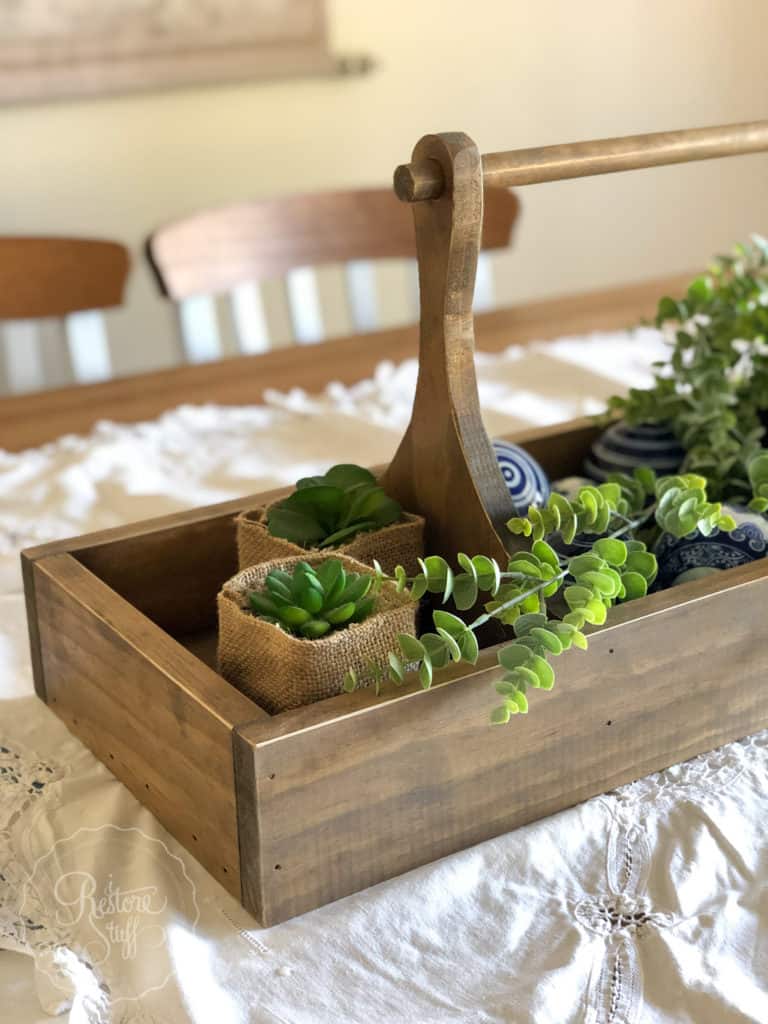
1,329 -> 766,1024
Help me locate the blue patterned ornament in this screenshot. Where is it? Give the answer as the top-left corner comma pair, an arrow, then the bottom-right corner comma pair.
585,421 -> 684,482
654,504 -> 768,589
493,439 -> 550,512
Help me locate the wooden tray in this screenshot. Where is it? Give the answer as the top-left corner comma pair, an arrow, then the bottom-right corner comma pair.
22,123 -> 768,925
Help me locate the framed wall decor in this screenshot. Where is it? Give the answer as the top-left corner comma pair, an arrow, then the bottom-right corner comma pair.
0,0 -> 341,104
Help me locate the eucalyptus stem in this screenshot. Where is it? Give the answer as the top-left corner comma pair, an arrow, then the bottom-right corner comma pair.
468,570 -> 568,631
607,503 -> 656,540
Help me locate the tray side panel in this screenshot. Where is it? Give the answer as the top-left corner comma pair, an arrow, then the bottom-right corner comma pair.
235,564 -> 768,924
32,552 -> 260,898
21,550 -> 47,700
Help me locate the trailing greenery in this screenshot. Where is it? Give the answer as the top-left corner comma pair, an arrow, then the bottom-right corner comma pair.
267,463 -> 401,549
248,558 -> 377,639
606,237 -> 768,503
343,470 -> 734,724
748,451 -> 768,514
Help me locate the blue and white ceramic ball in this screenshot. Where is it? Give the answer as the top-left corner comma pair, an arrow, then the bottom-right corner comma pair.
654,505 -> 768,589
493,439 -> 550,512
585,421 -> 684,482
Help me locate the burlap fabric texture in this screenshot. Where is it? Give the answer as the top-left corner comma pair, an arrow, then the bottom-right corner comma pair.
236,505 -> 425,576
218,553 -> 417,713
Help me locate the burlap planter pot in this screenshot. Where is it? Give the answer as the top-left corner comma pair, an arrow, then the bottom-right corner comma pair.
218,553 -> 417,713
236,506 -> 425,577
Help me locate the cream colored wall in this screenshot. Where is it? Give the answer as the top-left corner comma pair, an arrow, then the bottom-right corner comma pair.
2,0 -> 768,378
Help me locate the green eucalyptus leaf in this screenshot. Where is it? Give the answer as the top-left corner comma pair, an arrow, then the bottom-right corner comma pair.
498,643 -> 532,670
458,629 -> 480,664
529,627 -> 563,655
418,656 -> 434,689
620,571 -> 647,601
421,632 -> 451,669
513,612 -> 547,637
592,538 -> 628,566
532,539 -> 560,569
436,627 -> 462,662
398,633 -> 427,662
432,610 -> 468,639
342,668 -> 357,692
453,574 -> 480,610
490,705 -> 511,725
388,652 -> 405,684
529,654 -> 555,690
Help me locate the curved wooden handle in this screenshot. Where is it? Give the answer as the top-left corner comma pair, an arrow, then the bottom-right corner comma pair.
382,133 -> 515,566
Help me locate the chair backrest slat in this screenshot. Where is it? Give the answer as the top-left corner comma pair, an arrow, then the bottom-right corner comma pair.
3,320 -> 44,393
178,294 -> 223,364
231,281 -> 270,355
65,310 -> 113,383
147,187 -> 520,351
286,266 -> 325,345
346,259 -> 379,333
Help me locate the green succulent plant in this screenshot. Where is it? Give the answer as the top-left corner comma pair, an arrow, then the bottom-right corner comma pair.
267,464 -> 402,549
248,558 -> 377,639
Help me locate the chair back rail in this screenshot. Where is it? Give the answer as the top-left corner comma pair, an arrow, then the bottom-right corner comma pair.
0,237 -> 129,394
147,187 -> 519,360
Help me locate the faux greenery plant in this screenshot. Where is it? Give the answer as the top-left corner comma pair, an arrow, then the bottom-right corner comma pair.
259,243 -> 764,724
266,464 -> 401,549
607,237 -> 768,507
248,558 -> 377,639
343,470 -> 735,724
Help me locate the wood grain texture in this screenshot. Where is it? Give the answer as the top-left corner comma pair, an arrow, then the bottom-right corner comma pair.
21,426 -> 768,925
30,552 -> 263,896
0,237 -> 129,318
394,120 -> 768,200
234,555 -> 768,924
383,134 -> 516,567
146,187 -> 519,299
0,273 -> 690,452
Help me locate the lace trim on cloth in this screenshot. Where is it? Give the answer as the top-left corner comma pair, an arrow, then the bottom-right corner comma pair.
0,741 -> 66,951
0,742 -> 62,933
605,728 -> 768,808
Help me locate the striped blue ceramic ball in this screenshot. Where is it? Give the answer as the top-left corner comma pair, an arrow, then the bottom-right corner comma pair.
585,421 -> 684,482
493,439 -> 550,512
654,504 -> 768,589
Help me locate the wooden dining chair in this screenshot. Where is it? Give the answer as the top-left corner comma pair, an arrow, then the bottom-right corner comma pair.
0,236 -> 130,393
146,187 -> 520,362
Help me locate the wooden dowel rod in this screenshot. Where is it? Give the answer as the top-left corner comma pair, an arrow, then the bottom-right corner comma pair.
394,120 -> 768,201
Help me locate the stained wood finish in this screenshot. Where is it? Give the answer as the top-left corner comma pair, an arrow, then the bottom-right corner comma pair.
0,273 -> 691,452
383,134 -> 516,565
0,237 -> 129,318
22,430 -> 768,924
29,551 -> 261,896
394,120 -> 768,200
146,187 -> 519,300
234,556 -> 768,923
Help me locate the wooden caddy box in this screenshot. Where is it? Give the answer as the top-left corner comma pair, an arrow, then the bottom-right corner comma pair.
23,123 -> 768,926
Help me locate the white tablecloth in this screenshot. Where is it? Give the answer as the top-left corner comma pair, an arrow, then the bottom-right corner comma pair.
1,330 -> 766,1024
